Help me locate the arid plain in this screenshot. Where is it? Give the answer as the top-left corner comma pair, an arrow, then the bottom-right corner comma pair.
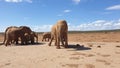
0,30 -> 120,68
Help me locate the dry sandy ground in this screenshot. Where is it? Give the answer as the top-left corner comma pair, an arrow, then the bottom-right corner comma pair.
0,31 -> 120,68
0,42 -> 120,68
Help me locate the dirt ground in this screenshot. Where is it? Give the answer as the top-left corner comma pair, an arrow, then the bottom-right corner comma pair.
0,31 -> 120,68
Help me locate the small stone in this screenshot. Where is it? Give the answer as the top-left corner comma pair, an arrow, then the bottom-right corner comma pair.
97,46 -> 101,48
76,44 -> 80,47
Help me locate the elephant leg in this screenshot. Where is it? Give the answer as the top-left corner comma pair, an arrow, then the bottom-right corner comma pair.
45,38 -> 46,41
36,37 -> 38,43
10,40 -> 14,46
21,41 -> 24,45
42,37 -> 44,41
55,38 -> 57,46
61,39 -> 65,46
48,38 -> 49,41
64,33 -> 68,48
48,37 -> 54,46
56,35 -> 60,49
5,40 -> 10,46
5,40 -> 8,46
60,35 -> 64,46
31,40 -> 34,44
20,37 -> 24,45
56,34 -> 60,49
24,37 -> 28,45
25,40 -> 28,45
13,38 -> 18,44
15,38 -> 19,44
31,38 -> 34,44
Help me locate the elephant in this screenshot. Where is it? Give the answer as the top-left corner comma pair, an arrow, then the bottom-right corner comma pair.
18,26 -> 32,44
5,27 -> 27,46
24,31 -> 38,44
48,20 -> 68,49
3,26 -> 19,44
42,32 -> 51,41
19,26 -> 32,35
4,26 -> 32,46
30,31 -> 38,44
24,33 -> 30,45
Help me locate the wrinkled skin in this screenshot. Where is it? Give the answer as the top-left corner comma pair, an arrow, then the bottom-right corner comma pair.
42,32 -> 51,41
4,26 -> 32,46
48,20 -> 68,49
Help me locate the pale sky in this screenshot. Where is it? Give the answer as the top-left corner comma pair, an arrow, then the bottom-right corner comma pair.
0,0 -> 120,32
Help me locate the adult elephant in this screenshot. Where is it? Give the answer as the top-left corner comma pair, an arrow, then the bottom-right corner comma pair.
5,27 -> 27,46
48,20 -> 68,49
3,26 -> 18,44
18,26 -> 32,44
42,32 -> 51,41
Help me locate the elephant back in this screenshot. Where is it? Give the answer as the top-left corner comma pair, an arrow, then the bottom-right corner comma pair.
56,20 -> 68,32
5,26 -> 18,33
43,32 -> 51,38
19,26 -> 32,34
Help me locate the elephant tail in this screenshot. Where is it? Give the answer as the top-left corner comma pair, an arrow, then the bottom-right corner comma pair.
3,36 -> 5,43
0,34 -> 5,45
0,38 -> 5,45
0,33 -> 6,45
2,27 -> 9,45
3,31 -> 7,44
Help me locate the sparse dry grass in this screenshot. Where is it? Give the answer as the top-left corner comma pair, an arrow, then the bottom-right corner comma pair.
0,31 -> 120,42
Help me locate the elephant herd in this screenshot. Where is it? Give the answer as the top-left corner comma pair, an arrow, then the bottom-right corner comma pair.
3,20 -> 68,49
3,26 -> 38,46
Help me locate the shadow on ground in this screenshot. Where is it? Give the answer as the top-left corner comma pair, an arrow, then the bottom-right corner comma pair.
0,43 -> 3,45
66,44 -> 91,51
0,42 -> 46,46
15,42 -> 46,46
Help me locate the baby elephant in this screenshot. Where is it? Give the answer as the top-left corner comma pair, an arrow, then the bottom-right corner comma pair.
42,32 -> 51,42
24,31 -> 38,44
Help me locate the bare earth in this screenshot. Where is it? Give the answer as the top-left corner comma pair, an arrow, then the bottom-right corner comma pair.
0,31 -> 120,68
